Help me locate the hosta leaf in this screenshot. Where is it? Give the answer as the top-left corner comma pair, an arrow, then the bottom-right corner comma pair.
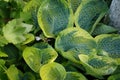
108,73 -> 120,80
65,72 -> 87,80
23,47 -> 42,72
75,0 -> 108,33
6,65 -> 23,80
37,0 -> 73,37
92,23 -> 118,36
79,54 -> 117,78
23,43 -> 58,72
3,19 -> 33,44
40,62 -> 66,80
95,34 -> 120,64
68,0 -> 81,13
55,27 -> 97,63
33,42 -> 58,64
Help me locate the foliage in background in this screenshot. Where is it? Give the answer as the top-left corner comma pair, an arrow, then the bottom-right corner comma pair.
0,0 -> 120,80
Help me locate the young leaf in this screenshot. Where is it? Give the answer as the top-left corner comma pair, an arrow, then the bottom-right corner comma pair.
92,23 -> 118,36
37,0 -> 73,37
55,27 -> 97,63
40,62 -> 66,80
3,19 -> 33,44
23,43 -> 58,72
79,54 -> 117,78
65,72 -> 87,80
6,65 -> 23,80
75,0 -> 108,33
95,34 -> 120,64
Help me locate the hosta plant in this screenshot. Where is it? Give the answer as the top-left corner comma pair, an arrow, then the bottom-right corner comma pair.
0,0 -> 120,80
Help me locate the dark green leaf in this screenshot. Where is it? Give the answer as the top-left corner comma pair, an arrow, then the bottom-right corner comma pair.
75,0 -> 108,33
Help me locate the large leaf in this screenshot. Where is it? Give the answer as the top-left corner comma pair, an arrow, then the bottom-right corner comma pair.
40,62 -> 66,80
95,34 -> 120,64
92,23 -> 118,36
6,65 -> 23,80
55,27 -> 97,63
68,0 -> 81,13
75,0 -> 108,33
65,72 -> 87,80
23,43 -> 58,72
37,0 -> 73,37
79,54 -> 117,78
3,19 -> 34,44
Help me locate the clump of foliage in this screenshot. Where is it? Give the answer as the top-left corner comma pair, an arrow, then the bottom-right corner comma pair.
0,0 -> 120,80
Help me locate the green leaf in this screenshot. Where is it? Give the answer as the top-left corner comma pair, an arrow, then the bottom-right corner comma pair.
65,72 -> 87,80
6,65 -> 23,80
0,60 -> 8,80
92,23 -> 118,36
37,0 -> 73,37
79,54 -> 117,78
23,43 -> 58,72
0,51 -> 8,57
0,35 -> 8,47
55,27 -> 97,63
3,44 -> 20,64
23,72 -> 36,80
3,19 -> 33,44
33,42 -> 58,64
95,34 -> 120,64
22,34 -> 35,45
0,59 -> 6,71
108,73 -> 120,80
75,0 -> 108,33
40,62 -> 66,80
68,0 -> 81,13
23,47 -> 42,73
23,0 -> 43,12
